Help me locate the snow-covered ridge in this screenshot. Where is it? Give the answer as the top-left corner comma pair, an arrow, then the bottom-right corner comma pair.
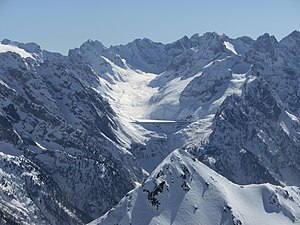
90,150 -> 300,225
0,43 -> 34,59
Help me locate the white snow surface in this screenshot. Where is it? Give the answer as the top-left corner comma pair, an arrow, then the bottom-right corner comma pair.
0,43 -> 34,59
90,59 -> 161,146
149,72 -> 203,120
107,69 -> 158,121
224,41 -> 238,54
90,150 -> 300,225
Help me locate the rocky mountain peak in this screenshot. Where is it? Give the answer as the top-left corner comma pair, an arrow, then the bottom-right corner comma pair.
280,30 -> 300,58
252,33 -> 279,56
285,30 -> 300,40
81,39 -> 107,51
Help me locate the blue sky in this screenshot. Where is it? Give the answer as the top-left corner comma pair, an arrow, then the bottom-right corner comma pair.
1,0 -> 300,54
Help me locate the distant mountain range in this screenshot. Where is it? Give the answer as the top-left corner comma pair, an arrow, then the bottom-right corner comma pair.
0,31 -> 300,224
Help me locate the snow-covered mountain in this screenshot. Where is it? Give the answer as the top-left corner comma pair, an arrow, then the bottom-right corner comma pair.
1,30 -> 300,224
106,31 -> 300,187
90,150 -> 300,225
190,32 -> 300,186
0,40 -> 144,224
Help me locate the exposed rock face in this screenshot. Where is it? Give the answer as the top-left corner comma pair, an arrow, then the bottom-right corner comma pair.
0,45 -> 144,224
199,77 -> 300,185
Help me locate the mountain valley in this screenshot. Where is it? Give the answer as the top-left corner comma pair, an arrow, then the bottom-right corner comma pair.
0,31 -> 300,224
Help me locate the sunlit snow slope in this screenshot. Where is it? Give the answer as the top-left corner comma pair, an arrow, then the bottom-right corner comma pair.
90,150 -> 300,225
0,43 -> 34,59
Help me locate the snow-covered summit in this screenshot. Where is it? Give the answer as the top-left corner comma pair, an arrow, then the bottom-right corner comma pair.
90,149 -> 300,225
0,39 -> 37,59
1,39 -> 41,54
